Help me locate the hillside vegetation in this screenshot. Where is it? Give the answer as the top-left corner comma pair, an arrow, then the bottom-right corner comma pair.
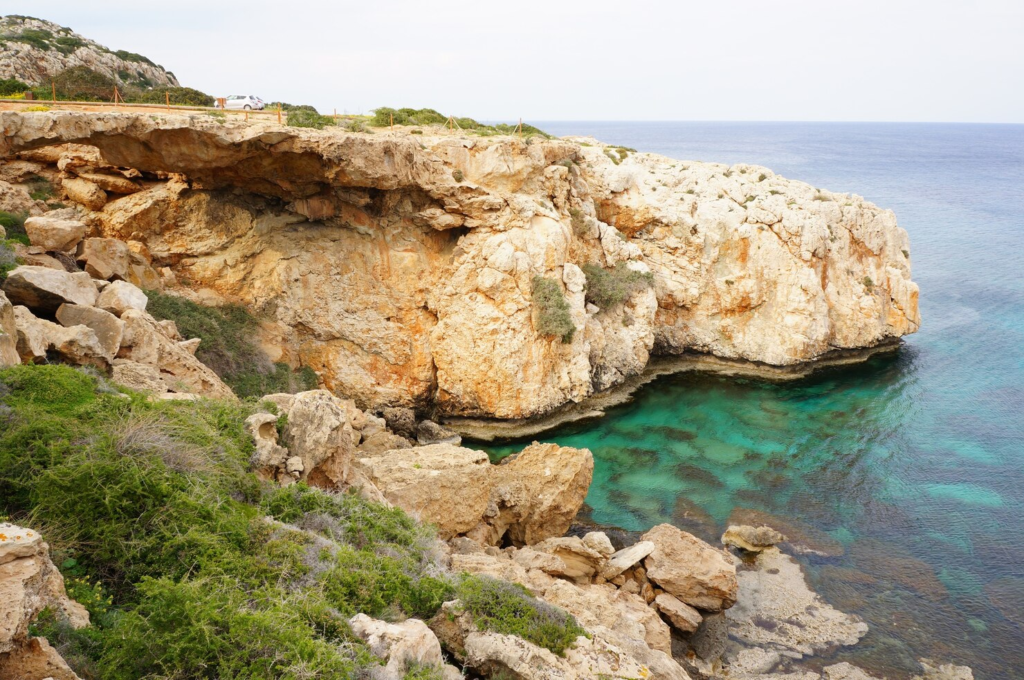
0,364 -> 585,679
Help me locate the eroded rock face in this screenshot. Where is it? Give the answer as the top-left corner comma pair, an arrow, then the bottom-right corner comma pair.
0,291 -> 20,366
0,112 -> 920,420
2,265 -> 98,312
579,145 -> 919,365
348,613 -> 454,680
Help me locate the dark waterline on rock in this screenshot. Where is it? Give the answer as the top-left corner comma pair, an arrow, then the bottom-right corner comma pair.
480,122 -> 1024,678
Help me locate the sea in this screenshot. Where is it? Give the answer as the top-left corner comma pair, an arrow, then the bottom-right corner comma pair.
485,122 -> 1024,678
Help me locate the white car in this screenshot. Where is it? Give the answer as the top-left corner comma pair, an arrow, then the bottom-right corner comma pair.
216,95 -> 264,110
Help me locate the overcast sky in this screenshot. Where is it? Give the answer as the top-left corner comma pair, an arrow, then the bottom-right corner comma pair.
8,1 -> 1024,123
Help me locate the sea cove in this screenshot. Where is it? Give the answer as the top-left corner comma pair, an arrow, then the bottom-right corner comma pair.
486,122 -> 1024,678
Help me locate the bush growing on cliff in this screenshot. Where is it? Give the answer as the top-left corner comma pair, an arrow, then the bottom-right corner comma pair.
0,364 -> 453,679
456,575 -> 588,656
129,86 -> 214,107
582,262 -> 654,309
0,210 -> 29,244
0,77 -> 29,96
286,109 -> 337,130
532,275 -> 576,343
144,290 -> 318,398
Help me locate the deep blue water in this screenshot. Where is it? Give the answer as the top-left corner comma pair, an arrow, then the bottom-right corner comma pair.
489,122 -> 1024,677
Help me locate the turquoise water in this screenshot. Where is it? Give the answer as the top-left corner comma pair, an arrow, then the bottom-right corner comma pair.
484,123 -> 1024,678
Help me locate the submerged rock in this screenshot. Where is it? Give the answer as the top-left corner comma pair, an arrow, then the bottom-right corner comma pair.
725,547 -> 867,658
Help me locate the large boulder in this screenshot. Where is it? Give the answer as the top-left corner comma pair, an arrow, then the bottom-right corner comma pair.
641,524 -> 738,611
110,359 -> 168,394
55,303 -> 124,359
722,524 -> 786,553
0,291 -> 19,366
430,601 -> 659,680
77,237 -> 131,281
472,442 -> 593,547
119,309 -> 234,398
282,390 -> 357,487
245,412 -> 292,484
23,216 -> 86,252
0,523 -> 88,679
62,176 -> 107,211
348,614 -> 454,680
2,266 -> 98,312
13,306 -> 110,367
96,280 -> 148,316
356,443 -> 494,538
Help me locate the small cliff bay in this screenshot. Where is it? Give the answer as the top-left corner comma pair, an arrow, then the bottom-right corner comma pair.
486,122 -> 1024,678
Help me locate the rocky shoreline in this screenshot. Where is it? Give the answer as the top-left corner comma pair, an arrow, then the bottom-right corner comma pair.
0,110 -> 947,679
442,341 -> 904,442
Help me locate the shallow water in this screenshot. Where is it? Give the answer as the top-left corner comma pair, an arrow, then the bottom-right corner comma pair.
483,122 -> 1024,678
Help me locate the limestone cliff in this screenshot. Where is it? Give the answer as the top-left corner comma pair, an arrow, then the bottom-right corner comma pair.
0,111 -> 919,420
0,15 -> 179,89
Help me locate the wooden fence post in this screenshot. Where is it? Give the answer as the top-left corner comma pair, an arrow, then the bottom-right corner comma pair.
51,81 -> 56,104
166,91 -> 170,109
277,103 -> 282,124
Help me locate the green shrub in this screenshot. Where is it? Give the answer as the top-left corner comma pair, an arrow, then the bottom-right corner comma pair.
582,262 -> 654,309
143,290 -> 318,398
286,109 -> 337,130
0,77 -> 29,96
863,276 -> 874,290
0,210 -> 29,244
456,575 -> 587,656
46,66 -> 117,102
113,49 -> 156,66
0,364 -> 451,679
569,208 -> 589,237
0,241 -> 20,281
451,169 -> 464,183
268,102 -> 318,113
532,276 -> 575,343
129,86 -> 213,107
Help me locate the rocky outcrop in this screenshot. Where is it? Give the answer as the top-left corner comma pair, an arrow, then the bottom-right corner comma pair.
578,143 -> 920,366
348,614 -> 460,680
0,111 -> 918,421
642,524 -> 738,611
0,15 -> 179,88
0,291 -> 20,366
0,523 -> 88,680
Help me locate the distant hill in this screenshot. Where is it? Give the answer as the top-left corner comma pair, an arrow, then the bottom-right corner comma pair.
0,15 -> 178,89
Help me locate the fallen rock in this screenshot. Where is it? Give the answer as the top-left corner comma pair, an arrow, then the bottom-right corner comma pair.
641,524 -> 738,611
357,431 -> 413,455
416,419 -> 462,446
722,524 -> 787,553
76,172 -> 140,194
582,531 -> 615,557
62,176 -> 107,211
601,541 -> 656,580
23,216 -> 87,252
56,303 -> 124,359
728,508 -> 845,557
119,309 -> 234,398
2,265 -> 98,312
13,306 -> 109,367
357,443 -> 494,538
383,406 -> 417,438
283,390 -> 357,487
349,613 -> 449,680
246,412 -> 292,483
110,359 -> 167,393
654,592 -> 702,633
0,291 -> 19,366
77,237 -> 131,281
473,442 -> 593,547
430,601 -> 657,680
96,280 -> 148,316
725,547 -> 867,658
532,536 -> 604,583
824,663 -> 883,680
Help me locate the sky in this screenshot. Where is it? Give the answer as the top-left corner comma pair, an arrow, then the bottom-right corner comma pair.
6,0 -> 1024,123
